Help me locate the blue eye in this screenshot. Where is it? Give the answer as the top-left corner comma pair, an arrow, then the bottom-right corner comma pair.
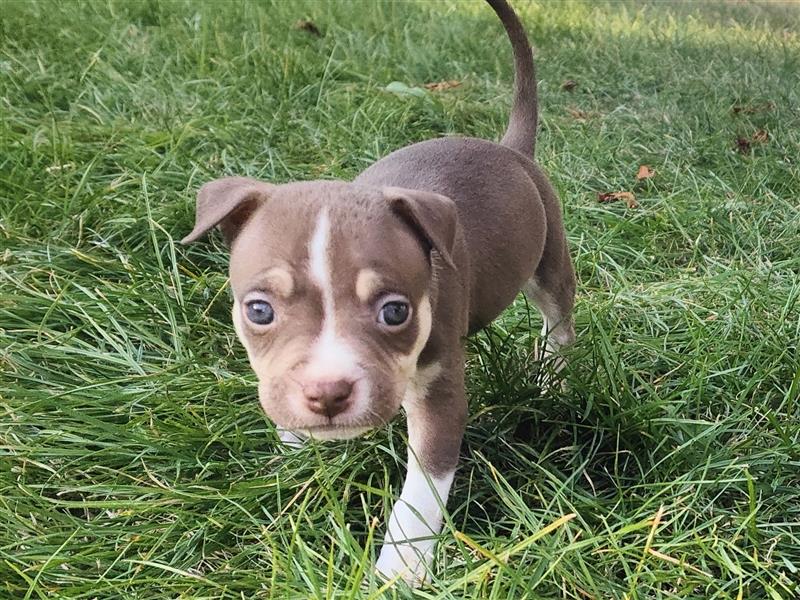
246,300 -> 275,325
378,301 -> 410,327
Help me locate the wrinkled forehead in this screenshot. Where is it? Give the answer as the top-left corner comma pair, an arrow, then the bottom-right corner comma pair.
228,188 -> 431,299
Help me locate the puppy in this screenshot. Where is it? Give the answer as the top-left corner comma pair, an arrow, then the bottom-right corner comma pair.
182,0 -> 575,585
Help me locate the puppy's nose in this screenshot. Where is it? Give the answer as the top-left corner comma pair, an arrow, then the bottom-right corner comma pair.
302,379 -> 354,417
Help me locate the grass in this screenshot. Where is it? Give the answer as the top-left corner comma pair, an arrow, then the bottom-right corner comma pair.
1,0 -> 799,597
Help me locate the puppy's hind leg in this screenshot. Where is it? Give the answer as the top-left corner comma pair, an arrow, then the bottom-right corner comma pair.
523,255 -> 576,384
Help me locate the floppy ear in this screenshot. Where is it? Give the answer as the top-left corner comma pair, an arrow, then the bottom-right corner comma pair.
181,177 -> 273,245
383,186 -> 458,270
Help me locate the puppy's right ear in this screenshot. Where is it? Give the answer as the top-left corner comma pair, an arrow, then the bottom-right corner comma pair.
181,177 -> 273,245
383,186 -> 458,270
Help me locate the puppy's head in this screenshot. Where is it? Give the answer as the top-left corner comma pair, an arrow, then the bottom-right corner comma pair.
183,177 -> 457,439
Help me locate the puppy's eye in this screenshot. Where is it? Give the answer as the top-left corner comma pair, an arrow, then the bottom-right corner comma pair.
246,299 -> 275,325
378,300 -> 410,327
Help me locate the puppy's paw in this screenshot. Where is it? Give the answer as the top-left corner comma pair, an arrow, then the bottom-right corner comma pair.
538,363 -> 568,393
375,542 -> 432,587
277,428 -> 306,450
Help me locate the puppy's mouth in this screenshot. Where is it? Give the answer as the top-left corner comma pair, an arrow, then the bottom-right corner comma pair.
257,378 -> 405,441
298,425 -> 375,441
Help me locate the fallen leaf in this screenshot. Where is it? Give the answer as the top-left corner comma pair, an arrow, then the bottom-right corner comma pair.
567,107 -> 588,120
735,137 -> 751,154
636,165 -> 654,180
736,129 -> 770,154
732,101 -> 775,115
423,79 -> 461,92
598,191 -> 638,209
385,81 -> 428,98
293,19 -> 322,37
561,79 -> 578,92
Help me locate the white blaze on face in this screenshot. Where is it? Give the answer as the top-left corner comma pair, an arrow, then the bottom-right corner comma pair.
309,209 -> 334,314
305,208 -> 363,384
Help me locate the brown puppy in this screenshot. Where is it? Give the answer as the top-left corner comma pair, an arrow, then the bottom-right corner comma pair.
182,0 -> 575,585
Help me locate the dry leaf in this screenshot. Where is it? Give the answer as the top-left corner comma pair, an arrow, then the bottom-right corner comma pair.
423,79 -> 461,92
561,79 -> 578,92
598,191 -> 638,209
293,19 -> 322,37
636,165 -> 654,180
567,107 -> 589,121
732,101 -> 775,115
735,137 -> 751,154
567,106 -> 601,121
736,129 -> 769,154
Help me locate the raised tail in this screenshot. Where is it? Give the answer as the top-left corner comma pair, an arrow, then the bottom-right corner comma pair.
485,0 -> 538,157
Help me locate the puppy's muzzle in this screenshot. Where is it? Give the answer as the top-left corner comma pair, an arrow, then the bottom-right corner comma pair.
301,378 -> 354,418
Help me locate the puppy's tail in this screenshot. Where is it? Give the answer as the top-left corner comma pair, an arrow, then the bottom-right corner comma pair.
485,0 -> 538,157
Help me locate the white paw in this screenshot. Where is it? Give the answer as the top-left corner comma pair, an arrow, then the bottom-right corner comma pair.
375,541 -> 433,587
277,428 -> 305,449
375,458 -> 454,586
538,359 -> 568,391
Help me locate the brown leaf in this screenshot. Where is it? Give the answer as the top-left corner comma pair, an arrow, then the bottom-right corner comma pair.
735,137 -> 751,154
293,19 -> 322,37
636,165 -> 654,180
423,79 -> 461,92
567,107 -> 588,121
598,191 -> 638,209
561,79 -> 578,92
732,101 -> 775,115
736,129 -> 769,154
566,106 -> 602,121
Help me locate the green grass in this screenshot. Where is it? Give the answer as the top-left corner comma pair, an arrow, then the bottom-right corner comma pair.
2,0 -> 799,597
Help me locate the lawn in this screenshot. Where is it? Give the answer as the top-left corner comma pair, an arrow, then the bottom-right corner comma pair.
1,0 -> 799,597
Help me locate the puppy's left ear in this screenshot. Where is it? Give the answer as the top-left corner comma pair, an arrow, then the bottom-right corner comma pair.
384,186 -> 458,270
181,177 -> 273,245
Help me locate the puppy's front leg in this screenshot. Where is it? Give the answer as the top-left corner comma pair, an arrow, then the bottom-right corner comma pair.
376,360 -> 466,585
276,427 -> 305,449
